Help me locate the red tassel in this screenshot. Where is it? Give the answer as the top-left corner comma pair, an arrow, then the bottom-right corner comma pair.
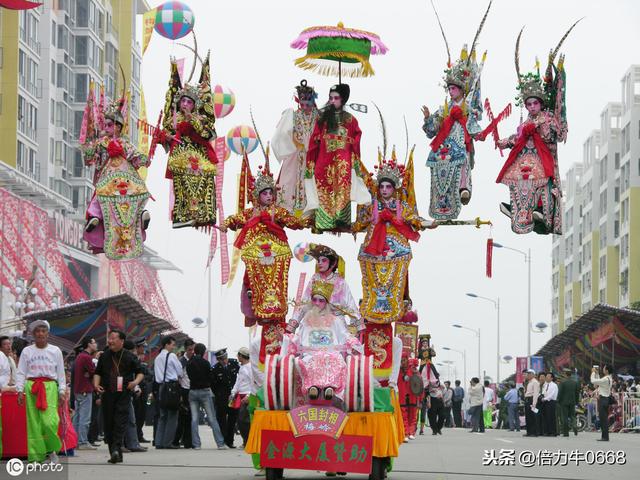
486,238 -> 493,278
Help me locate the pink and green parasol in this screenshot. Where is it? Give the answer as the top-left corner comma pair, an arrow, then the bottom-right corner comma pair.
291,22 -> 388,80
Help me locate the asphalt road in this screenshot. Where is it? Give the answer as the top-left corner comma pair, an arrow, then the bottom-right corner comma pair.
6,426 -> 636,480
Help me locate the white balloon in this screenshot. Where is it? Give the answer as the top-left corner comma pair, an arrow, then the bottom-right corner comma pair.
15,286 -> 23,295
27,302 -> 35,309
14,301 -> 23,309
30,287 -> 38,295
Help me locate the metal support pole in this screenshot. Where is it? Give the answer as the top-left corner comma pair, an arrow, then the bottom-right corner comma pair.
207,265 -> 212,350
497,299 -> 501,383
478,330 -> 481,379
527,248 -> 532,358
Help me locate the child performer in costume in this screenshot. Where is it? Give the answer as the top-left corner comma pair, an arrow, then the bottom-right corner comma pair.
354,147 -> 431,379
15,320 -> 66,463
282,280 -> 362,402
221,156 -> 309,327
305,84 -> 370,232
159,54 -> 218,229
397,353 -> 421,440
421,2 -> 492,220
496,23 -> 577,235
272,80 -> 319,215
288,244 -> 364,334
82,96 -> 151,260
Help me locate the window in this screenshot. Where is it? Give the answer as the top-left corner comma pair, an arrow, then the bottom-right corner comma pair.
17,95 -> 26,134
76,0 -> 88,28
599,191 -> 607,218
600,255 -> 607,279
614,219 -> 620,239
75,73 -> 88,102
74,36 -> 87,65
621,269 -> 629,297
615,152 -> 620,169
600,227 -> 607,249
599,288 -> 606,303
600,156 -> 608,184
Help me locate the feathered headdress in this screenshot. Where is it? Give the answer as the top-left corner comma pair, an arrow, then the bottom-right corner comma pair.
514,20 -> 581,109
162,49 -> 215,131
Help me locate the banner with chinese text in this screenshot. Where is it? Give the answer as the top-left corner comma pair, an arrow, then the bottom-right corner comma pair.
260,430 -> 372,474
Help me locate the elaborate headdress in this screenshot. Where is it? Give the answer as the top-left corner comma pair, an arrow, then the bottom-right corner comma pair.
104,97 -> 126,126
375,151 -> 405,187
251,160 -> 276,199
311,280 -> 335,301
295,79 -> 317,104
309,244 -> 346,277
514,20 -> 581,108
162,50 -> 215,132
78,66 -> 129,145
431,1 -> 491,110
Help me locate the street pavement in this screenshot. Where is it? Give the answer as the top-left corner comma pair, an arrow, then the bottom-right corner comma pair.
48,426 -> 638,480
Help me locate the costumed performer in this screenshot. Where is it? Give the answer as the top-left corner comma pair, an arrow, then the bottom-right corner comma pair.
159,53 -> 218,229
421,2 -> 492,220
15,320 -> 66,463
282,279 -> 363,402
82,96 -> 151,260
305,84 -> 370,232
272,80 -> 319,215
496,24 -> 576,234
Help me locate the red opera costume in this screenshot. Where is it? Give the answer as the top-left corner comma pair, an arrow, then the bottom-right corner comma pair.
305,106 -> 369,232
397,357 -> 420,437
224,154 -> 309,369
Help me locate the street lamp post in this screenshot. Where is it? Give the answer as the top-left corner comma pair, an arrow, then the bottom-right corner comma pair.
466,293 -> 500,383
443,346 -> 466,387
493,242 -> 532,357
452,324 -> 480,378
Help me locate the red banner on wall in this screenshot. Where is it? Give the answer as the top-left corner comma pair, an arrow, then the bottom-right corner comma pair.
260,430 -> 372,474
515,357 -> 528,385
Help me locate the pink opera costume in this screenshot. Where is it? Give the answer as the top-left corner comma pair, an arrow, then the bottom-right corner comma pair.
271,80 -> 319,215
80,90 -> 151,260
421,2 -> 492,220
281,279 -> 363,403
496,23 -> 578,235
288,244 -> 364,334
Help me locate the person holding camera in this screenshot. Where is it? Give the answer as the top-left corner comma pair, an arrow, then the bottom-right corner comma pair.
591,365 -> 613,442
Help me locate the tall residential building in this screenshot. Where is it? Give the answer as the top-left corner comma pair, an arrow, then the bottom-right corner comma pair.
551,65 -> 640,335
0,0 -> 147,213
0,1 -> 177,326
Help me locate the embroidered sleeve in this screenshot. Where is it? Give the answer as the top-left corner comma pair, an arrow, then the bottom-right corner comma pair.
423,107 -> 443,139
305,120 -> 322,178
223,210 -> 247,231
276,207 -> 309,230
352,203 -> 373,233
497,134 -> 517,150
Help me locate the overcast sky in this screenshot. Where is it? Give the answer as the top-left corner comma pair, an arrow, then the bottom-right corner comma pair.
139,0 -> 640,381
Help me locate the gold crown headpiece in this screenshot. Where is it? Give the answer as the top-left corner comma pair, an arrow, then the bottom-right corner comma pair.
311,280 -> 335,301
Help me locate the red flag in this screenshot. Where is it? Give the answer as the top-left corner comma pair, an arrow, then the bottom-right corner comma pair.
486,238 -> 493,278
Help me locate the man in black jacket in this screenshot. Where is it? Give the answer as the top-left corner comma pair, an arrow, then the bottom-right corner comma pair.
211,348 -> 239,448
186,343 -> 226,449
94,330 -> 144,464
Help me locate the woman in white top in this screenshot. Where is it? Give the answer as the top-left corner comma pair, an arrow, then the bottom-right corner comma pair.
590,365 -> 613,442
